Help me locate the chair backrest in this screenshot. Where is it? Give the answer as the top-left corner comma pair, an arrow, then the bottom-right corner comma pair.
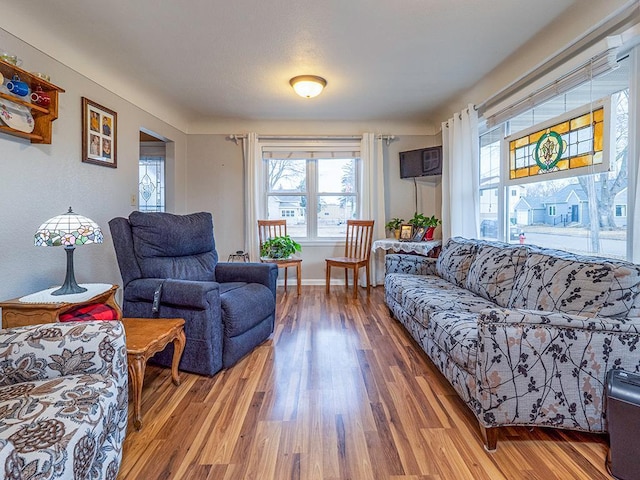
258,220 -> 287,249
344,220 -> 375,260
110,211 -> 218,285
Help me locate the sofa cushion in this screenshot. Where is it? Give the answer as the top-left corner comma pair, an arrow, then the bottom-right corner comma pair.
129,211 -> 218,281
508,249 -> 615,317
466,244 -> 529,307
385,273 -> 496,328
436,237 -> 479,287
428,310 -> 479,374
598,260 -> 640,318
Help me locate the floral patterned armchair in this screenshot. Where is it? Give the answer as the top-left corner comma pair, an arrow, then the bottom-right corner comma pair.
0,321 -> 128,480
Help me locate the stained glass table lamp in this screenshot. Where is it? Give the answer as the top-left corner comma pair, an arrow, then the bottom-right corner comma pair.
34,207 -> 104,295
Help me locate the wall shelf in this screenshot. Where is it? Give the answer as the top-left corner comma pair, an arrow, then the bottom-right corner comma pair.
0,59 -> 65,144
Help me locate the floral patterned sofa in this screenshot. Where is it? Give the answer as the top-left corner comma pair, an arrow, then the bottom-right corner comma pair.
0,321 -> 128,479
385,236 -> 640,450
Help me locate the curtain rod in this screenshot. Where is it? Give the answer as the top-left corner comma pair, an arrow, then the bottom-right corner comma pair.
227,134 -> 396,145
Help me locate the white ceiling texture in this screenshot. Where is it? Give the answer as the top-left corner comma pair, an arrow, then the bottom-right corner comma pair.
0,0 -> 581,129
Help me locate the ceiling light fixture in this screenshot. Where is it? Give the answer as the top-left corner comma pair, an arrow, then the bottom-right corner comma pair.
289,75 -> 327,98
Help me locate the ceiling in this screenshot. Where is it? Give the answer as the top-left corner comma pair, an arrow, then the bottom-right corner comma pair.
2,0 -> 579,126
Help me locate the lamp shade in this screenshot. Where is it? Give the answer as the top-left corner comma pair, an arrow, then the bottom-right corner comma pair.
34,207 -> 103,296
289,75 -> 327,98
35,207 -> 103,247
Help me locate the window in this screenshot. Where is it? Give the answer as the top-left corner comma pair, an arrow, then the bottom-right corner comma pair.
478,57 -> 630,259
263,143 -> 361,239
139,141 -> 165,212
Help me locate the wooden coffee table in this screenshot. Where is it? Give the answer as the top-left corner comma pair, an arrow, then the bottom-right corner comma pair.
122,317 -> 186,430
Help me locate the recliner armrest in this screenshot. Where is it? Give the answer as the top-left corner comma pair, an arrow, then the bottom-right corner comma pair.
124,278 -> 220,310
215,262 -> 278,297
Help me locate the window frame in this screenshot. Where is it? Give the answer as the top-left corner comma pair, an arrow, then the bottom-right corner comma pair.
261,141 -> 362,242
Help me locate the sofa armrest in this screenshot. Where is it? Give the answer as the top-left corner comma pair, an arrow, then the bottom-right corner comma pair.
215,262 -> 278,297
475,307 -> 640,432
0,321 -> 127,388
385,254 -> 437,276
124,278 -> 221,310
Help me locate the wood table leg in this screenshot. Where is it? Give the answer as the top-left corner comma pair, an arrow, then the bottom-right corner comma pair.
128,354 -> 146,430
296,261 -> 301,296
171,328 -> 186,386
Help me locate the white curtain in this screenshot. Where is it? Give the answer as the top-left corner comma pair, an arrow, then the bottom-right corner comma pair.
361,133 -> 387,286
242,133 -> 262,261
441,104 -> 479,241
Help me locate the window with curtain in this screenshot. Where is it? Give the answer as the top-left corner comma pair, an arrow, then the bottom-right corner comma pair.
263,143 -> 361,239
477,56 -> 630,259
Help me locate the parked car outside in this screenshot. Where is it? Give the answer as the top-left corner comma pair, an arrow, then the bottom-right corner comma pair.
480,219 -> 520,240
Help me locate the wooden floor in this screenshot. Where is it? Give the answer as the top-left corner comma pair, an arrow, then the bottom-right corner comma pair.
118,286 -> 613,480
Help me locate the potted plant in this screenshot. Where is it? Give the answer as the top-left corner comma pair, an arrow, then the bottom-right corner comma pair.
385,217 -> 404,240
424,215 -> 441,241
260,235 -> 302,259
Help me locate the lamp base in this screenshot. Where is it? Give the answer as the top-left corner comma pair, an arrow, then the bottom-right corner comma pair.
50,246 -> 87,296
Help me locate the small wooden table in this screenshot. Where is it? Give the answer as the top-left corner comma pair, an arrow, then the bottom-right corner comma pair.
261,257 -> 302,296
122,317 -> 186,430
0,284 -> 121,328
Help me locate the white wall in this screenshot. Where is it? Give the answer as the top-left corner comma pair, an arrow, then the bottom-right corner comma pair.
0,29 -> 188,302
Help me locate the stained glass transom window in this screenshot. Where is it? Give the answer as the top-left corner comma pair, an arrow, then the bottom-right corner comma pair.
507,102 -> 608,182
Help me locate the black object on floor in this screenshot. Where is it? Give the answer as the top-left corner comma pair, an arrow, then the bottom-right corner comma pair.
606,369 -> 640,480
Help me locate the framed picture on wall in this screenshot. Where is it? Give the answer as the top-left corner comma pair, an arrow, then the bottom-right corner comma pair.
82,97 -> 117,168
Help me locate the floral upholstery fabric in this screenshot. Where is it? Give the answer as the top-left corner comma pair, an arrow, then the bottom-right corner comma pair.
465,244 -> 529,308
477,307 -> 640,430
385,254 -> 437,276
384,237 -> 640,445
428,310 -> 479,374
385,273 -> 496,329
0,321 -> 128,480
435,237 -> 478,288
508,250 -> 619,317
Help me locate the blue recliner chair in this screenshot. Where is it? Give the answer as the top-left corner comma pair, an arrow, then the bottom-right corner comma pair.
109,211 -> 278,376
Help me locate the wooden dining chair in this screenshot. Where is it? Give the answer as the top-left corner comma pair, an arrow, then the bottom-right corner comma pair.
257,219 -> 302,295
325,220 -> 375,299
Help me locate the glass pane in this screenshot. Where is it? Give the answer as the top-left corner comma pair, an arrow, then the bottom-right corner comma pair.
268,159 -> 306,192
317,195 -> 356,237
318,158 -> 355,193
139,156 -> 165,212
506,90 -> 628,258
266,195 -> 307,238
480,128 -> 502,187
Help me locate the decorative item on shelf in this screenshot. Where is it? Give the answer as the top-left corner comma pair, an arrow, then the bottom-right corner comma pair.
0,51 -> 21,66
34,207 -> 104,295
30,85 -> 50,107
385,217 -> 404,240
31,72 -> 51,82
260,235 -> 302,259
424,215 -> 441,241
289,75 -> 327,98
407,213 -> 441,241
399,224 -> 413,241
6,75 -> 29,97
